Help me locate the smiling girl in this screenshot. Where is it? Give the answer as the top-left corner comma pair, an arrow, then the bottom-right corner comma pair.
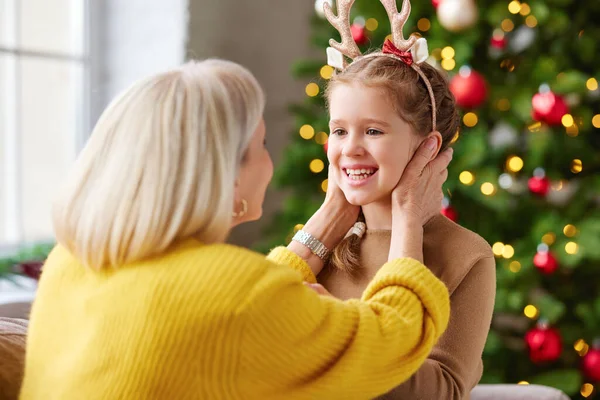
316,0 -> 496,398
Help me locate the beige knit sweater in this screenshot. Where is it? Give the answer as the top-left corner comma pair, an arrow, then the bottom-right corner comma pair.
318,215 -> 496,400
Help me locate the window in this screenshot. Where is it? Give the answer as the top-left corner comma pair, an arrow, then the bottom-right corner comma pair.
0,0 -> 89,246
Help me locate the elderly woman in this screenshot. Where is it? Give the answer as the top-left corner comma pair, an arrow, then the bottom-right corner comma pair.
21,59 -> 452,400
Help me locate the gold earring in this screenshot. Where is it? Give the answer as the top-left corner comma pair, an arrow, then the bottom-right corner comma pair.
232,199 -> 248,218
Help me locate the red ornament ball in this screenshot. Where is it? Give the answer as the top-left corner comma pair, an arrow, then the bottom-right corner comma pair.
441,205 -> 458,222
490,36 -> 507,50
432,0 -> 443,9
19,261 -> 44,280
582,347 -> 600,382
351,24 -> 368,46
449,69 -> 488,109
531,91 -> 568,126
528,176 -> 550,196
533,250 -> 558,274
525,325 -> 562,364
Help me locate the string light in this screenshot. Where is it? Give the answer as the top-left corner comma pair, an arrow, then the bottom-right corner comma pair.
417,18 -> 431,31
441,59 -> 456,71
506,156 -> 524,172
321,179 -> 328,192
315,131 -> 328,145
571,159 -> 583,174
509,261 -> 521,273
565,241 -> 579,255
459,171 -> 475,185
309,159 -> 325,173
563,224 -> 577,237
492,242 -> 505,256
587,78 -> 598,91
542,232 -> 556,245
502,245 -> 515,259
365,18 -> 378,31
528,121 -> 542,132
561,114 -> 574,127
519,3 -> 531,15
441,46 -> 455,59
580,383 -> 594,398
305,83 -> 320,97
524,305 -> 539,319
501,19 -> 515,32
593,115 -> 600,129
525,15 -> 538,27
299,125 -> 315,139
481,182 -> 496,196
575,339 -> 590,357
566,124 -> 579,137
320,65 -> 334,80
575,339 -> 588,352
497,98 -> 511,111
463,112 -> 478,127
508,1 -> 521,14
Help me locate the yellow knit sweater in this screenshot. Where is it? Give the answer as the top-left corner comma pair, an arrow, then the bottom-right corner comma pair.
20,239 -> 449,400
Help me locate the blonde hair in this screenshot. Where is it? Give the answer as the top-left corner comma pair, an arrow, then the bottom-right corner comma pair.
53,59 -> 265,269
326,56 -> 459,274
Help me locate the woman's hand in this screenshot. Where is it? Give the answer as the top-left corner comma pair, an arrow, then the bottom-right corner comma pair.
388,137 -> 453,264
287,164 -> 359,276
391,137 -> 453,225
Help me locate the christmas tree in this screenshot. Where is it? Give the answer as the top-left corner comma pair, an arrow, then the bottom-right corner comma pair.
260,0 -> 600,397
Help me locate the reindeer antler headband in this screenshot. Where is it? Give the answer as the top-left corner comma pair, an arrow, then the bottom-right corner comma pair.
324,0 -> 437,132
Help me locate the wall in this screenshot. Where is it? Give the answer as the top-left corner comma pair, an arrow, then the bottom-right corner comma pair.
90,0 -> 189,121
187,0 -> 317,247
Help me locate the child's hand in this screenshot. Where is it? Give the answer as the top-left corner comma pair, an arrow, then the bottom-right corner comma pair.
391,138 -> 453,225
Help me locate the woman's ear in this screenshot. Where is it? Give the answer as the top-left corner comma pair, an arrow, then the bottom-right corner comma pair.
425,131 -> 443,158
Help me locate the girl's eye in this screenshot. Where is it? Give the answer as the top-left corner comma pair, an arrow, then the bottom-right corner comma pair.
366,129 -> 384,136
332,128 -> 347,136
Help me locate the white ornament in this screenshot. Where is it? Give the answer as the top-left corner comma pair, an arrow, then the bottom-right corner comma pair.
547,180 -> 579,207
410,37 -> 429,64
489,122 -> 518,150
509,25 -> 536,53
315,0 -> 334,18
326,47 -> 345,70
437,0 -> 478,32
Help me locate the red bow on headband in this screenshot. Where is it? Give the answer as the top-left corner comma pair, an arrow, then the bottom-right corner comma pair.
382,39 -> 413,66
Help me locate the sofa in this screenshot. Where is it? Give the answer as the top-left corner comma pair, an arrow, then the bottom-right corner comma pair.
0,301 -> 570,400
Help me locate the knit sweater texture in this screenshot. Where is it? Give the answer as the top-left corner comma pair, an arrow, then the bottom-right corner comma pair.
21,239 -> 449,399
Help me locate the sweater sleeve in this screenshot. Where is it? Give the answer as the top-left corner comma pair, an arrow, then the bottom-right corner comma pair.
238,249 -> 450,399
266,246 -> 317,283
376,256 -> 496,400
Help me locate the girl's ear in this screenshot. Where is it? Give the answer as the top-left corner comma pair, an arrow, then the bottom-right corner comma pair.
425,131 -> 443,158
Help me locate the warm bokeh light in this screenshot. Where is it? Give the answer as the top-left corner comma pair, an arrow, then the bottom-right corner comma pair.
305,82 -> 320,97
501,19 -> 515,32
506,156 -> 524,172
299,125 -> 315,140
441,46 -> 455,59
525,15 -> 538,27
565,241 -> 579,255
563,224 -> 577,237
542,232 -> 556,246
320,65 -> 334,80
571,159 -> 583,174
586,78 -> 598,91
463,112 -> 478,127
508,1 -> 521,14
459,171 -> 475,185
366,18 -> 379,31
418,18 -> 431,31
492,242 -> 505,256
481,182 -> 496,196
524,305 -> 539,319
502,245 -> 515,259
509,261 -> 522,273
321,179 -> 328,192
309,159 -> 325,173
441,59 -> 456,71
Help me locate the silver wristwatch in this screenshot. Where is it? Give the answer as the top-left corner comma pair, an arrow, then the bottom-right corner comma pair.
292,230 -> 330,261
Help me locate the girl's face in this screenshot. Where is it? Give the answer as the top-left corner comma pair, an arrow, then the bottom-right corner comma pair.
327,83 -> 420,206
